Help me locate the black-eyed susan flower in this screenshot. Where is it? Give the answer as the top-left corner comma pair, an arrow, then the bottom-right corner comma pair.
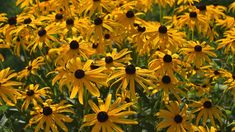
81,94 -> 138,132
96,48 -> 132,71
0,67 -> 22,106
148,50 -> 183,78
50,36 -> 94,66
108,64 -> 155,99
181,41 -> 217,68
27,99 -> 74,132
79,0 -> 115,16
229,1 -> 235,13
52,57 -> 107,104
151,74 -> 187,103
18,84 -> 51,110
217,27 -> 235,54
156,101 -> 192,131
18,56 -> 44,80
28,24 -> 60,53
177,9 -> 209,33
144,24 -> 186,51
216,15 -> 235,29
189,98 -> 224,126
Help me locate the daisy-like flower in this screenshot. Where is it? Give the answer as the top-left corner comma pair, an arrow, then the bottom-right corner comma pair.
0,67 -> 22,106
112,9 -> 144,35
27,24 -> 60,53
88,14 -> 122,44
81,94 -> 138,132
27,99 -> 74,132
216,16 -> 235,29
18,84 -> 50,110
229,1 -> 235,13
177,9 -> 209,33
181,41 -> 217,68
217,27 -> 235,54
148,50 -> 184,78
96,48 -> 132,71
17,56 -> 44,80
49,36 -> 95,66
189,98 -> 224,126
144,24 -> 186,52
79,0 -> 115,16
156,101 -> 192,131
151,74 -> 187,103
52,57 -> 107,104
108,64 -> 155,99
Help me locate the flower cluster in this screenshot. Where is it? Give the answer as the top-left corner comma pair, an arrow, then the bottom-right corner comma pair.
0,0 -> 235,131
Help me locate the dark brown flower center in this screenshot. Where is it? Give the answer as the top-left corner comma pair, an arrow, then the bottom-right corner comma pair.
163,54 -> 172,63
26,90 -> 35,96
38,29 -> 47,37
126,10 -> 134,18
194,45 -> 202,52
158,25 -> 167,34
24,18 -> 32,24
70,40 -> 79,49
105,56 -> 113,64
94,18 -> 103,25
93,0 -> 100,2
162,75 -> 171,84
189,12 -> 197,18
174,114 -> 183,123
92,43 -> 99,49
74,69 -> 85,79
55,13 -> 63,20
104,34 -> 110,39
27,65 -> 32,71
8,17 -> 17,25
138,26 -> 146,32
43,107 -> 53,116
214,70 -> 220,75
97,111 -> 109,122
203,101 -> 212,108
125,97 -> 131,103
66,18 -> 74,26
125,64 -> 136,74
232,74 -> 235,80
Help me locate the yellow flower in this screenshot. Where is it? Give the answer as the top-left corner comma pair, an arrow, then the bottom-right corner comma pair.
181,41 -> 217,68
151,74 -> 187,103
0,67 -> 22,106
229,2 -> 235,13
154,0 -> 175,7
189,98 -> 224,126
108,64 -> 155,99
27,99 -> 74,132
148,50 -> 183,78
18,84 -> 51,111
217,27 -> 235,54
176,0 -> 200,5
144,24 -> 186,52
81,94 -> 138,132
17,56 -> 44,80
49,36 -> 95,66
156,101 -> 192,131
52,57 -> 107,104
96,48 -> 132,72
177,9 -> 209,33
27,24 -> 60,53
